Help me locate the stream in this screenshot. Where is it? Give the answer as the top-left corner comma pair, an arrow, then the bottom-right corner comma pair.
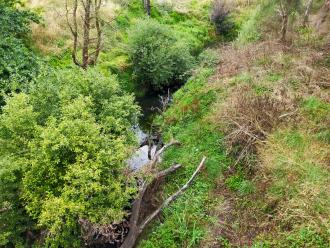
127,90 -> 173,171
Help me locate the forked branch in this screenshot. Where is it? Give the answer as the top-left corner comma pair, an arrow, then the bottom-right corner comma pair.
121,157 -> 207,248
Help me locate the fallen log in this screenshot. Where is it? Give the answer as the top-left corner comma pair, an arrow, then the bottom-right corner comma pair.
120,156 -> 207,248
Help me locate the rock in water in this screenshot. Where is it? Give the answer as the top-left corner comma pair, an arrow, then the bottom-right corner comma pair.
132,125 -> 148,146
127,145 -> 157,171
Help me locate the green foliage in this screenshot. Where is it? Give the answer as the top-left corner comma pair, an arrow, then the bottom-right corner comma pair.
210,0 -> 238,41
0,1 -> 39,92
128,18 -> 194,91
236,5 -> 263,44
0,68 -> 140,247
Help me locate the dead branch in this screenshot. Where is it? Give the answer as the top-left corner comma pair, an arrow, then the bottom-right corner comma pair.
121,157 -> 206,248
317,81 -> 330,88
139,157 -> 206,231
303,0 -> 313,26
156,164 -> 182,178
147,139 -> 180,169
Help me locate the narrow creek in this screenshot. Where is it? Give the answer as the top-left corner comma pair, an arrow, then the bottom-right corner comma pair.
127,89 -> 174,170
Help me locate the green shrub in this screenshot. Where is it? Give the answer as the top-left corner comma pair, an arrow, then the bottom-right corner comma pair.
128,18 -> 194,91
236,1 -> 277,45
0,68 -> 140,247
0,1 -> 40,93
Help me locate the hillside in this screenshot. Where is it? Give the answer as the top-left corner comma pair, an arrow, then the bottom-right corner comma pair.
0,0 -> 329,248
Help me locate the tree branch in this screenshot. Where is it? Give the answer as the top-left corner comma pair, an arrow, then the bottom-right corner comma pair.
139,157 -> 206,232
120,157 -> 206,248
150,139 -> 180,167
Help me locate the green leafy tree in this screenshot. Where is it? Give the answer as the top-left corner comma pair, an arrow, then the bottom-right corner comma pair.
0,93 -> 37,247
0,68 -> 140,247
128,19 -> 194,91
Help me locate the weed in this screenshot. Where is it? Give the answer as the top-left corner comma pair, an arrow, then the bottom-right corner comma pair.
259,127 -> 330,243
231,72 -> 253,85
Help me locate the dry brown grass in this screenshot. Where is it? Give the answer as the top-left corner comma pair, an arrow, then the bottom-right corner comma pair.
204,25 -> 330,247
27,0 -> 121,55
213,85 -> 298,170
209,37 -> 329,169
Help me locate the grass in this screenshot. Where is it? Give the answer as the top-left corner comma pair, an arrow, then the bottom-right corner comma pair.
191,3 -> 330,245
255,123 -> 330,247
138,57 -> 231,248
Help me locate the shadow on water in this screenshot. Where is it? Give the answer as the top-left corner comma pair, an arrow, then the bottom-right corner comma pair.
136,86 -> 177,132
136,92 -> 162,132
128,88 -> 176,171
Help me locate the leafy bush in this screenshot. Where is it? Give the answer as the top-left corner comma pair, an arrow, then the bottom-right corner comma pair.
0,1 -> 39,92
128,18 -> 194,91
0,68 -> 140,247
236,5 -> 263,44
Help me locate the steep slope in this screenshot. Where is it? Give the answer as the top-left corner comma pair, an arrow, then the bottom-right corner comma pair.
139,1 -> 330,247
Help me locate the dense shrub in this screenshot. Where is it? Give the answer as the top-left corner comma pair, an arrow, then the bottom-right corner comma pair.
0,68 -> 139,247
128,19 -> 194,91
0,1 -> 39,92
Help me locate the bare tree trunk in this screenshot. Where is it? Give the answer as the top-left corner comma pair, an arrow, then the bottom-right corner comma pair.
90,0 -> 102,65
82,0 -> 91,69
303,0 -> 313,26
66,0 -> 81,67
66,0 -> 103,68
279,1 -> 288,42
144,0 -> 151,16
